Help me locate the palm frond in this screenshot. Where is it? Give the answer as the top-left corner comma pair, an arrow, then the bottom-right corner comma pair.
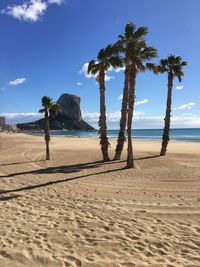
87,60 -> 99,75
50,103 -> 60,117
39,108 -> 46,113
146,63 -> 159,74
124,23 -> 135,39
41,96 -> 53,108
134,26 -> 148,39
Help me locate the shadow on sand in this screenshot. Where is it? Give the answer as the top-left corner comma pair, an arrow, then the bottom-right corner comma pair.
135,154 -> 160,160
0,159 -> 46,167
0,160 -> 126,179
0,155 -> 161,201
0,165 -> 126,199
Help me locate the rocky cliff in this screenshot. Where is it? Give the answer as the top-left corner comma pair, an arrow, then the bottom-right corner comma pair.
17,93 -> 95,131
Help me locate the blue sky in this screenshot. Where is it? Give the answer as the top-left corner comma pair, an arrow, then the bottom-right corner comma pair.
0,0 -> 200,129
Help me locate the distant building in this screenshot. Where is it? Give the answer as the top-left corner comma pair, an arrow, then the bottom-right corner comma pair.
0,117 -> 6,129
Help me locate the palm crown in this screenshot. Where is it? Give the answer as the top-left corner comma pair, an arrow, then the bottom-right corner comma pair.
87,44 -> 122,77
39,96 -> 60,117
157,54 -> 187,82
116,23 -> 158,71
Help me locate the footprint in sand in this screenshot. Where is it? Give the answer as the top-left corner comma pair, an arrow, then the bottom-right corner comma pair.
65,255 -> 82,266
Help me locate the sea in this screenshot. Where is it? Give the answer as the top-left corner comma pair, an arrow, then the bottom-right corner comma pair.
28,128 -> 200,142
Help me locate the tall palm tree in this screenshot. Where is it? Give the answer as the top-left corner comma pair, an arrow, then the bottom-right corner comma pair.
127,41 -> 157,168
114,23 -> 133,160
114,23 -> 157,163
88,45 -> 122,161
157,55 -> 187,156
113,23 -> 157,168
39,96 -> 60,160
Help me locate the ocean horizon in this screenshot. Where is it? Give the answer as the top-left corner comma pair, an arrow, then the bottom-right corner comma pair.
25,128 -> 200,142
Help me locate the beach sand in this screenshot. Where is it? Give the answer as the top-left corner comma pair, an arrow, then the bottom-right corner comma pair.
0,133 -> 200,267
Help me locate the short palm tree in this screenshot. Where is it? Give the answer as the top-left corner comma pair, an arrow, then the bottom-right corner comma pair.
88,45 -> 122,161
157,55 -> 187,156
39,96 -> 60,160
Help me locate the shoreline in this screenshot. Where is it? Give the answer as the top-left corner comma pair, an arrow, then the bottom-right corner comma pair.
1,131 -> 200,144
1,132 -> 200,154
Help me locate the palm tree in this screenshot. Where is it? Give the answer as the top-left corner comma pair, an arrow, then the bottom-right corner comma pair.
39,96 -> 60,160
113,23 -> 157,168
114,24 -> 157,164
88,45 -> 122,161
157,55 -> 187,156
114,24 -> 133,160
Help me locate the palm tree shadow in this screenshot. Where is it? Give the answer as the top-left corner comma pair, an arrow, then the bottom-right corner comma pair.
0,160 -> 46,167
0,195 -> 19,202
135,154 -> 160,160
0,166 -> 126,197
0,159 -> 126,179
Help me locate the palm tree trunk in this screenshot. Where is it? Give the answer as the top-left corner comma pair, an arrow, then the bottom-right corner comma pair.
160,71 -> 173,156
99,68 -> 110,161
114,67 -> 129,160
126,64 -> 136,168
44,111 -> 50,160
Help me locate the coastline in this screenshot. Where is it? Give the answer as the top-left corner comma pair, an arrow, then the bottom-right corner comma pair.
2,128 -> 200,143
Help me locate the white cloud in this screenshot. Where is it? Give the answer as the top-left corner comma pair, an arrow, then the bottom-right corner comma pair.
0,113 -> 42,125
117,96 -> 149,103
2,111 -> 200,129
79,63 -> 94,78
82,110 -> 144,126
48,0 -> 64,5
174,102 -> 195,110
2,0 -> 47,22
135,98 -> 149,106
1,0 -> 64,22
118,94 -> 123,100
176,85 -> 184,90
79,62 -> 114,82
9,78 -> 26,86
82,111 -> 200,129
115,66 -> 125,73
105,75 -> 114,81
76,82 -> 82,86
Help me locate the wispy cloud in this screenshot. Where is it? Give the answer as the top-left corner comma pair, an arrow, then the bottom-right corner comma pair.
115,66 -> 125,73
3,111 -> 200,129
79,62 -> 93,78
0,113 -> 42,124
1,0 -> 64,22
105,75 -> 114,81
117,96 -> 149,104
174,102 -> 195,110
76,82 -> 82,86
48,0 -> 64,5
118,94 -> 123,100
135,98 -> 149,106
9,78 -> 26,86
82,111 -> 144,123
176,85 -> 184,90
82,111 -> 200,129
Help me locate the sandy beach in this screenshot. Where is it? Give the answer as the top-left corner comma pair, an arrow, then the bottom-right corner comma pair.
0,133 -> 200,267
